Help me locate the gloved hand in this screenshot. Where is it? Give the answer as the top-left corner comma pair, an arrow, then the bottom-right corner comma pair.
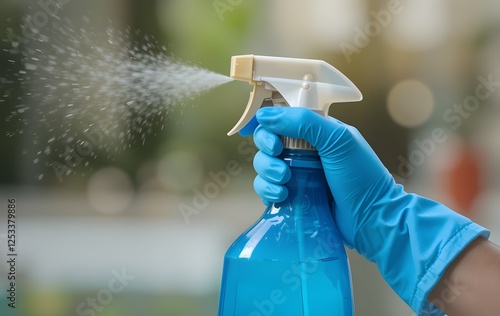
243,107 -> 489,315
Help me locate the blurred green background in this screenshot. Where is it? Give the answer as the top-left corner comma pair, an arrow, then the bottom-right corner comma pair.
1,0 -> 500,315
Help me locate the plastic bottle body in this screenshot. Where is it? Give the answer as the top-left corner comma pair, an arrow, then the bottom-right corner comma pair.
218,150 -> 354,316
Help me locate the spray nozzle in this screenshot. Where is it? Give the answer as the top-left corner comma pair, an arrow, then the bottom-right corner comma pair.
228,54 -> 363,136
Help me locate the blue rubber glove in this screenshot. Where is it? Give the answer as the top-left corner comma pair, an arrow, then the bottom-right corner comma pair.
245,107 -> 489,315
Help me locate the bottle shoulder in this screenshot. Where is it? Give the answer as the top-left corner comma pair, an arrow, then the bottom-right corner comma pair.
225,205 -> 346,262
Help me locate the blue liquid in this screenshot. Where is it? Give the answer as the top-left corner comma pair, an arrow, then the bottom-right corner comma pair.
218,150 -> 354,316
219,257 -> 353,316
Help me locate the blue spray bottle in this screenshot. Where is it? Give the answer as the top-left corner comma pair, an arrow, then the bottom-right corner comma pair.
218,55 -> 363,316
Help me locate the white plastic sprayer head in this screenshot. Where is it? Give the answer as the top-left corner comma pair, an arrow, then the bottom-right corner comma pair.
227,54 -> 363,137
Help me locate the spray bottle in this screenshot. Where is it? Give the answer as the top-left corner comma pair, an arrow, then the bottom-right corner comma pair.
218,55 -> 362,316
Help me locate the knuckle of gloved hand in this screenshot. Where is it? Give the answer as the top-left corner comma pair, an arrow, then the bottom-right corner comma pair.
265,184 -> 288,202
267,160 -> 290,184
253,152 -> 290,184
343,125 -> 366,146
253,176 -> 287,202
253,151 -> 270,171
333,123 -> 358,144
275,186 -> 288,202
254,126 -> 280,155
346,124 -> 361,136
278,163 -> 292,183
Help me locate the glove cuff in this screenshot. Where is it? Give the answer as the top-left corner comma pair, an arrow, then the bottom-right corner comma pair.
412,222 -> 489,315
354,187 -> 490,315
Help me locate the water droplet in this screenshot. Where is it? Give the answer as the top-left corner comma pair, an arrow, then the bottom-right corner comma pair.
25,63 -> 37,70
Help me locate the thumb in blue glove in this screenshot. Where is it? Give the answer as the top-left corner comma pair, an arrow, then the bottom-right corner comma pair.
249,107 -> 489,315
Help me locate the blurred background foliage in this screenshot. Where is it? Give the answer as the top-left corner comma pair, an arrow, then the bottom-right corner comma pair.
1,0 -> 500,315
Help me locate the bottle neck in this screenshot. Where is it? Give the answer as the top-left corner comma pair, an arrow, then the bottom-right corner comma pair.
281,136 -> 315,151
263,149 -> 334,238
280,149 -> 322,170
276,149 -> 330,207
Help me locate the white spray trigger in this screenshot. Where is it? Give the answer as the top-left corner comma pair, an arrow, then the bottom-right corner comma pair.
228,55 -> 363,136
227,82 -> 272,136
